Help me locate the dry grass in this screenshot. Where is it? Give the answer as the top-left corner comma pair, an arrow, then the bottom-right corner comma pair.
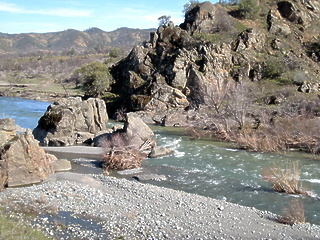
100,132 -> 146,172
0,195 -> 58,217
0,207 -> 51,240
277,199 -> 306,225
262,161 -> 307,195
236,126 -> 288,152
102,148 -> 145,171
232,114 -> 320,153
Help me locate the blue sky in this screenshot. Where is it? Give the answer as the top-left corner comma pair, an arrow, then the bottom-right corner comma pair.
0,0 -> 217,34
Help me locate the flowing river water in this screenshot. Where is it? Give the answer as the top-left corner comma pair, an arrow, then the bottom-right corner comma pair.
1,96 -> 319,225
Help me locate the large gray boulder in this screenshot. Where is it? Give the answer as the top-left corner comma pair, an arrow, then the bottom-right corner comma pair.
95,113 -> 173,171
33,97 -> 108,146
123,112 -> 154,149
95,112 -> 155,152
0,118 -> 55,189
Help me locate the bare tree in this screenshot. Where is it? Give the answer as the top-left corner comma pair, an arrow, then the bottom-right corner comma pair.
226,80 -> 255,130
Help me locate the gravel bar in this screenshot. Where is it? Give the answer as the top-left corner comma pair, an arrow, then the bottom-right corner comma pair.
0,172 -> 319,239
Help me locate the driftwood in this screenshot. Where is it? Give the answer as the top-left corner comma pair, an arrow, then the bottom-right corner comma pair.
101,137 -> 155,171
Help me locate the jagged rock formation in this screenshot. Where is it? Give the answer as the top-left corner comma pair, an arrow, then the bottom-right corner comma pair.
180,1 -> 240,35
33,97 -> 108,146
109,1 -> 320,126
0,118 -> 54,189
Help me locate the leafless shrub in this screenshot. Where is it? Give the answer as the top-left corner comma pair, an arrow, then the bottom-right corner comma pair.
102,148 -> 145,171
235,125 -> 288,152
233,113 -> 320,153
272,115 -> 320,153
114,106 -> 127,122
262,161 -> 307,195
100,132 -> 146,172
277,199 -> 306,225
100,132 -> 129,150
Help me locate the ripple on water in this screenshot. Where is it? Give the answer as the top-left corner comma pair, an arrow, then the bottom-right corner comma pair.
1,97 -> 320,225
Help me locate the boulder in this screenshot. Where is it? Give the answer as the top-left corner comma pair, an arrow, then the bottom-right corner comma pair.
231,29 -> 265,52
277,1 -> 304,25
53,159 -> 72,172
33,97 -> 108,146
267,9 -> 292,36
132,173 -> 167,181
97,113 -> 173,171
96,112 -> 155,153
0,118 -> 16,143
0,118 -> 55,189
149,147 -> 174,158
123,112 -> 154,149
298,82 -> 320,93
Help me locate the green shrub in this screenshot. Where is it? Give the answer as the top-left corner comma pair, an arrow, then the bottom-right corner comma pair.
238,0 -> 260,20
72,61 -> 113,97
263,56 -> 286,78
183,0 -> 200,15
108,48 -> 121,58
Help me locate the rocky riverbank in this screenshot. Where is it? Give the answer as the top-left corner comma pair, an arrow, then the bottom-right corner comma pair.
0,172 -> 319,240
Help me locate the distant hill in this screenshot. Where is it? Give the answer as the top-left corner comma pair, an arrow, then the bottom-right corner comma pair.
0,27 -> 155,55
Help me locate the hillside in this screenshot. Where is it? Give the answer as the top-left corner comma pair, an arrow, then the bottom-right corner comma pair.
0,27 -> 154,101
1,0 -> 319,153
0,27 -> 155,55
108,0 -> 320,153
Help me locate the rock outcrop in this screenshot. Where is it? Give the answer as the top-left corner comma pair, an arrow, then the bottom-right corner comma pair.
0,118 -> 54,189
110,16 -> 236,125
96,112 -> 170,156
33,97 -> 108,146
180,2 -> 239,35
109,1 -> 320,127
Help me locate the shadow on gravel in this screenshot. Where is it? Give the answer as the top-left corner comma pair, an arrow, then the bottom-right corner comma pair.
35,211 -> 110,239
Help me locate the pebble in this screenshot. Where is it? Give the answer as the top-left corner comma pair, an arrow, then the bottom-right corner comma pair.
0,173 -> 319,239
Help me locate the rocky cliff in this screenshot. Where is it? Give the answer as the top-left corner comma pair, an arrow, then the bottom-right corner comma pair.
0,118 -> 54,189
109,1 -> 320,126
33,97 -> 108,146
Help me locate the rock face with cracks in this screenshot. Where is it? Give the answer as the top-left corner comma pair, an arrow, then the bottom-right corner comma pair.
33,97 -> 108,146
0,118 -> 54,189
109,1 -> 320,126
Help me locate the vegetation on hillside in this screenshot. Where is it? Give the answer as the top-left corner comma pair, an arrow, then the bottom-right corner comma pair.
1,0 -> 319,155
71,61 -> 114,97
0,28 -> 152,55
180,0 -> 320,154
0,27 -> 152,100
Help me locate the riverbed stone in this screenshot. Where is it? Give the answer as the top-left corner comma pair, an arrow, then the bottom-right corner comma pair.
0,118 -> 16,143
53,159 -> 72,172
0,118 -> 55,189
149,147 -> 174,158
132,173 -> 167,181
33,97 -> 108,146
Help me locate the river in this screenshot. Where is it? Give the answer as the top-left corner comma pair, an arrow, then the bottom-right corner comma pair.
1,96 -> 319,225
